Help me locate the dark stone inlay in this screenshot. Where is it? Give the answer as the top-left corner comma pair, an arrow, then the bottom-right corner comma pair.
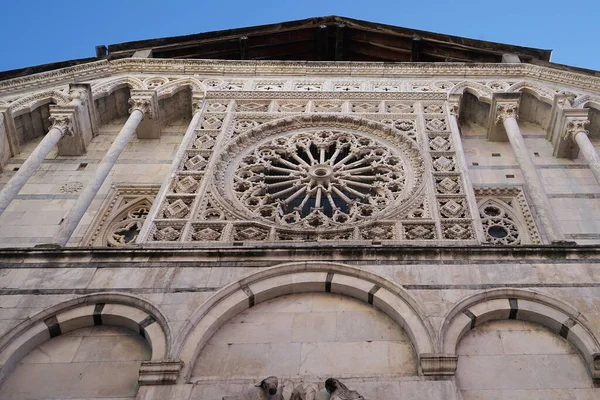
325,272 -> 335,293
508,298 -> 518,320
93,303 -> 105,325
559,318 -> 577,339
138,315 -> 156,339
463,309 -> 477,329
44,315 -> 62,338
242,285 -> 255,307
368,285 -> 381,305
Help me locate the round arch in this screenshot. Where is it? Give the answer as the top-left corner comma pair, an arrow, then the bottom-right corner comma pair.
8,90 -> 71,117
440,288 -> 600,380
449,81 -> 493,103
156,77 -> 206,100
507,81 -> 555,104
572,94 -> 600,111
0,292 -> 171,385
91,76 -> 146,100
173,261 -> 436,382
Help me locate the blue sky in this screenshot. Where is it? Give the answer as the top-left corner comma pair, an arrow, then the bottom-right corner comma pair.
1,0 -> 599,72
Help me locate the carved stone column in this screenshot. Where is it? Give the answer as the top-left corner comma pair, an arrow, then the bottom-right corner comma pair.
137,94 -> 206,243
494,97 -> 564,242
53,94 -> 152,246
447,94 -> 486,243
565,117 -> 600,186
0,114 -> 73,215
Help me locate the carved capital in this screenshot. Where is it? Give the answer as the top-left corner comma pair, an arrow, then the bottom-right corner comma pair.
191,94 -> 205,114
49,113 -> 74,137
495,101 -> 519,124
557,91 -> 577,108
564,117 -> 589,142
128,96 -> 155,118
138,360 -> 183,385
447,94 -> 461,118
420,354 -> 458,376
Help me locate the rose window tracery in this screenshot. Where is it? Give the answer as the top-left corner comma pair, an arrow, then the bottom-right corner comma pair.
231,129 -> 416,229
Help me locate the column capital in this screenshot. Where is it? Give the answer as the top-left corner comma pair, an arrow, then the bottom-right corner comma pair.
564,117 -> 590,142
128,90 -> 157,119
191,93 -> 205,114
48,113 -> 74,137
494,100 -> 520,124
447,93 -> 461,118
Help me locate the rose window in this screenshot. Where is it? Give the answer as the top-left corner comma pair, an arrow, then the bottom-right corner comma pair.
231,130 -> 415,228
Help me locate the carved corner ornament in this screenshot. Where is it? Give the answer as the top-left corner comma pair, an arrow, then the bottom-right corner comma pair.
138,360 -> 183,385
564,117 -> 589,142
191,94 -> 205,114
420,354 -> 458,376
48,113 -> 74,137
494,101 -> 519,124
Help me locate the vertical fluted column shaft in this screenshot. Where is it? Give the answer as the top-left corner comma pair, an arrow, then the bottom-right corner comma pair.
0,118 -> 71,215
448,113 -> 486,243
53,109 -> 144,246
502,116 -> 563,242
573,131 -> 600,186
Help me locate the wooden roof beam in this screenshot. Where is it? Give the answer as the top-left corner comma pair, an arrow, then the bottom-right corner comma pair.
335,24 -> 345,61
411,36 -> 422,62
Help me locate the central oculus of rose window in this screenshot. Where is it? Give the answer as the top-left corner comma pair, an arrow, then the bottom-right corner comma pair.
226,127 -> 423,229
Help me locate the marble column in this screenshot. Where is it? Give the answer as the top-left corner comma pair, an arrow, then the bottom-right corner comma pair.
497,101 -> 564,242
566,118 -> 600,186
447,101 -> 486,243
53,98 -> 150,246
0,115 -> 73,215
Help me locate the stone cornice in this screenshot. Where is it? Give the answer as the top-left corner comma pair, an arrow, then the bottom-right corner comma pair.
6,244 -> 600,265
2,59 -> 600,97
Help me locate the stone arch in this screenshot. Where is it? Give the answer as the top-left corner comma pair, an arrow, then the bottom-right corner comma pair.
440,288 -> 600,380
0,292 -> 171,385
91,76 -> 146,100
8,90 -> 71,117
573,94 -> 600,111
174,261 -> 436,382
507,81 -> 555,104
100,195 -> 154,247
156,77 -> 206,100
449,81 -> 493,103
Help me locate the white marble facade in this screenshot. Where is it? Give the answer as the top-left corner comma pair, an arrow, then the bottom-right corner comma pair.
0,59 -> 599,399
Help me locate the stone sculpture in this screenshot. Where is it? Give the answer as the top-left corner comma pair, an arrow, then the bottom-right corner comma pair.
223,376 -> 292,400
224,377 -> 363,400
325,378 -> 365,400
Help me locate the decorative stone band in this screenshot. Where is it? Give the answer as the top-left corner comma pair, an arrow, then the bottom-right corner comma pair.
564,117 -> 590,142
139,360 -> 183,385
48,113 -> 74,137
494,100 -> 520,124
420,354 -> 458,376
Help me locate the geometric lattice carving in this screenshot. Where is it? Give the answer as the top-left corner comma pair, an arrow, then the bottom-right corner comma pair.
81,184 -> 159,246
475,187 -> 541,245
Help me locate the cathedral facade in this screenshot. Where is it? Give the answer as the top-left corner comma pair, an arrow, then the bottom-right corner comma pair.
0,16 -> 599,399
